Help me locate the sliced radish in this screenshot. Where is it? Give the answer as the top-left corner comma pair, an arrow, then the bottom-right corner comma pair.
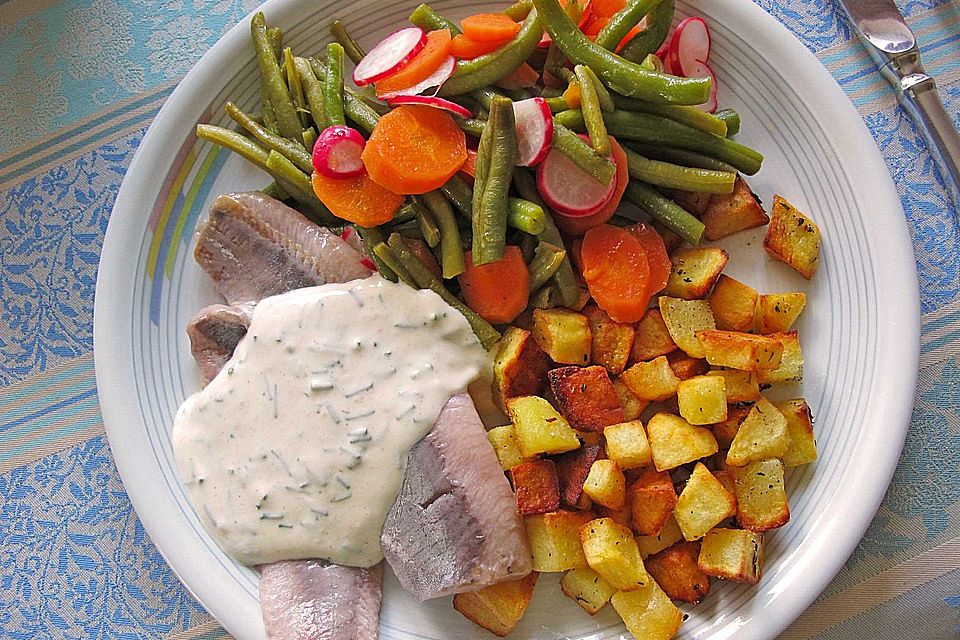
513,97 -> 553,167
386,95 -> 472,118
496,63 -> 539,90
353,27 -> 426,86
672,17 -> 711,77
376,55 -> 456,99
312,125 -> 367,178
537,138 -> 616,217
686,59 -> 718,112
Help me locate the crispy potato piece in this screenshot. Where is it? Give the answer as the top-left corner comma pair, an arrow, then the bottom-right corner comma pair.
493,327 -> 551,413
532,308 -> 592,364
525,510 -> 595,572
453,571 -> 539,637
713,469 -> 738,507
702,176 -> 769,241
507,396 -> 581,458
708,274 -> 759,332
621,356 -> 681,401
584,303 -> 636,375
763,195 -> 820,279
610,580 -> 683,640
672,189 -> 713,216
674,462 -> 737,540
630,468 -> 679,536
613,378 -> 650,421
726,397 -> 789,467
645,540 -> 711,604
756,292 -> 806,334
665,351 -> 710,380
698,528 -> 763,584
554,444 -> 602,508
548,365 -> 625,432
580,517 -> 649,591
596,487 -> 633,529
636,513 -> 684,558
561,567 -> 617,615
663,248 -> 730,300
711,407 -> 749,450
647,412 -> 719,472
512,460 -> 561,515
488,425 -> 531,471
659,297 -> 716,358
707,370 -> 760,404
777,398 -> 817,467
733,458 -> 790,531
604,420 -> 652,469
583,459 -> 627,510
696,330 -> 784,371
631,309 -> 677,363
677,375 -> 728,425
756,331 -> 803,384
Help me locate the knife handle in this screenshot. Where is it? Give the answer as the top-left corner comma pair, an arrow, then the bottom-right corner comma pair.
898,74 -> 960,209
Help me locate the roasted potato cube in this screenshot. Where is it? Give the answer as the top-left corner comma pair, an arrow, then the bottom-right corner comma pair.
711,407 -> 749,449
610,580 -> 683,640
674,462 -> 737,540
645,540 -> 711,603
583,459 -> 627,510
453,571 -> 539,637
631,309 -> 677,363
733,458 -> 790,531
659,297 -> 717,358
708,274 -> 759,332
613,378 -> 650,421
604,420 -> 652,469
756,292 -> 806,334
698,528 -> 763,584
554,444 -> 602,508
487,425 -> 531,471
548,365 -> 625,432
702,176 -> 769,241
756,331 -> 803,384
672,188 -> 713,216
507,396 -> 581,457
596,489 -> 633,529
713,469 -> 738,506
636,514 -> 684,558
666,350 -> 710,380
777,398 -> 817,467
561,567 -> 617,615
584,304 -> 636,375
621,356 -> 681,401
707,370 -> 760,403
580,517 -> 649,591
512,460 -> 561,515
763,195 -> 820,279
663,248 -> 730,300
696,330 -> 784,371
532,308 -> 592,364
525,510 -> 595,571
493,327 -> 550,413
726,397 -> 789,467
647,412 -> 719,472
677,375 -> 728,425
630,468 -> 679,535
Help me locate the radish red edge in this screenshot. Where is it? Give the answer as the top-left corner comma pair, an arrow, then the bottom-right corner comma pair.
386,95 -> 472,118
313,125 -> 367,179
352,27 -> 426,86
687,60 -> 719,112
672,17 -> 711,78
513,97 -> 553,167
376,55 -> 456,99
536,138 -> 616,217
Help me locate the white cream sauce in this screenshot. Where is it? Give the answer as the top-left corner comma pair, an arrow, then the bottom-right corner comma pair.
172,275 -> 489,568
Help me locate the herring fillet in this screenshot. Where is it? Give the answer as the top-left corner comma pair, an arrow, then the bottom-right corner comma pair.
259,560 -> 383,640
186,303 -> 252,385
381,393 -> 534,601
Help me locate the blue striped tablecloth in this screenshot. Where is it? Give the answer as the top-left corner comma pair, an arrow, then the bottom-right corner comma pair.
1,0 -> 958,638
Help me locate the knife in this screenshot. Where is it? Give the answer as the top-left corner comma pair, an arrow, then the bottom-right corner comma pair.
838,0 -> 960,207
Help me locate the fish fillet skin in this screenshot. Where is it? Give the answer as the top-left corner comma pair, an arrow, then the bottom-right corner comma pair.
259,560 -> 383,640
194,192 -> 371,306
381,393 -> 534,601
186,303 -> 253,385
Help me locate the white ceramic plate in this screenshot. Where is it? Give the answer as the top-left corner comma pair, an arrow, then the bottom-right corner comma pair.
94,0 -> 920,638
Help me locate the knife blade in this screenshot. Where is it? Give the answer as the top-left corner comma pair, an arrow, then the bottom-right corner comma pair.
838,0 -> 960,209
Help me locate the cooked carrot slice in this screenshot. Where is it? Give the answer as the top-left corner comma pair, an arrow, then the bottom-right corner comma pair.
616,24 -> 643,52
311,171 -> 403,227
461,148 -> 478,177
581,0 -> 626,36
375,29 -> 452,97
361,105 -> 467,194
626,222 -> 671,295
461,13 -> 522,42
563,81 -> 582,109
451,33 -> 506,59
581,224 -> 651,323
459,246 -> 530,324
556,137 -> 629,235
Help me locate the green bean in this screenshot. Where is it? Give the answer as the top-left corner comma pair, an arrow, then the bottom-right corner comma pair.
411,199 -> 441,248
527,242 -> 567,291
539,87 -> 565,98
420,191 -> 466,278
544,41 -> 566,82
331,20 -> 366,64
302,126 -> 317,151
595,0 -> 660,51
409,4 -> 461,34
577,64 -> 614,112
626,143 -> 738,172
309,58 -> 380,134
574,65 -> 610,155
283,48 -> 310,129
715,108 -> 741,137
294,57 -> 326,129
623,181 -> 705,245
224,102 -> 314,174
393,202 -> 419,224
553,122 -> 618,185
356,227 -> 397,282
264,150 -> 337,223
457,118 -> 487,137
261,88 -> 278,133
373,242 -> 415,286
624,147 -> 736,193
533,0 -> 708,105
611,94 -> 727,136
324,43 -> 346,127
472,96 -> 518,265
251,13 -> 302,141
545,96 -> 570,113
639,53 -> 663,72
508,198 -> 547,235
501,87 -> 534,101
267,27 -> 283,64
618,0 -> 674,63
555,109 -> 763,174
439,9 -> 543,96
504,0 -> 534,20
531,284 -> 561,309
387,234 -> 501,349
440,175 -> 474,218
259,182 -> 283,200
